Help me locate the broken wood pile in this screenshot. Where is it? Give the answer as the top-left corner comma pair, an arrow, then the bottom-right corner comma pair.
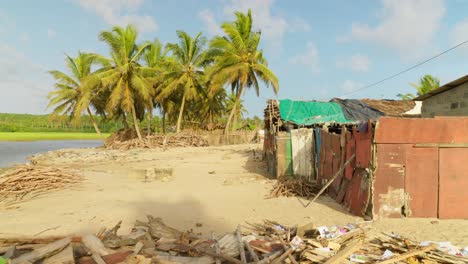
1,216 -> 466,264
104,131 -> 209,150
266,177 -> 319,199
0,165 -> 83,207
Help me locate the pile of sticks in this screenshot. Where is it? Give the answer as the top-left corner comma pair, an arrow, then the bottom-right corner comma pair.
267,177 -> 319,199
104,132 -> 209,150
1,217 -> 466,264
0,165 -> 83,206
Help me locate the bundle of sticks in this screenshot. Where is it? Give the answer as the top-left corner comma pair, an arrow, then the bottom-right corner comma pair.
267,177 -> 319,199
0,165 -> 83,206
1,217 -> 466,264
104,132 -> 209,150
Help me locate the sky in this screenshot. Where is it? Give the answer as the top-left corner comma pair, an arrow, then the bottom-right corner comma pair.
1,0 -> 468,117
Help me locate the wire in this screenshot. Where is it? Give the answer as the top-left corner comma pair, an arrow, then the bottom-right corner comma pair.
341,39 -> 468,97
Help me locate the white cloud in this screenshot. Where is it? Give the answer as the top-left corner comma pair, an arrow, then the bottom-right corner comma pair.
340,80 -> 364,97
336,54 -> 371,72
342,0 -> 445,57
198,9 -> 223,36
199,0 -> 310,48
0,45 -> 52,114
47,28 -> 56,38
288,42 -> 319,73
451,19 -> 468,54
75,0 -> 158,33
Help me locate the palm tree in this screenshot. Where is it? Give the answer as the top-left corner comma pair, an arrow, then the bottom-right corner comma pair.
48,52 -> 103,136
225,91 -> 247,129
142,38 -> 166,135
94,25 -> 153,141
209,9 -> 279,134
158,31 -> 209,133
397,74 -> 440,100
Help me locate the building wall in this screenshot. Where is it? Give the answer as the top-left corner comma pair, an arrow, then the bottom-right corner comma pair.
421,82 -> 468,117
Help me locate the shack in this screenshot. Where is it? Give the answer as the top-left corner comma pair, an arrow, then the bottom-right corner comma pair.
416,74 -> 468,117
264,99 -> 468,219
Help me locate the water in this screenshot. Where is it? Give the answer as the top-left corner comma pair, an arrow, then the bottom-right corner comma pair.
0,140 -> 103,167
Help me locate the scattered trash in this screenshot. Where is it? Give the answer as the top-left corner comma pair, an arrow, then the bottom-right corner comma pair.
381,249 -> 394,259
0,217 -> 466,264
350,253 -> 367,263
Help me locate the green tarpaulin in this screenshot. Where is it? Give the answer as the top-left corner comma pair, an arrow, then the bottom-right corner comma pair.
278,99 -> 351,125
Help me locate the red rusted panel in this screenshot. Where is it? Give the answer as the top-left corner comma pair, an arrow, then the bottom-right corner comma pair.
344,169 -> 370,216
405,147 -> 439,218
373,144 -> 406,218
330,133 -> 342,197
345,131 -> 356,180
375,117 -> 468,144
439,148 -> 468,219
355,121 -> 373,168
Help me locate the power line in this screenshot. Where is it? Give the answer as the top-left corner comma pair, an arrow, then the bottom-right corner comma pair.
341,39 -> 468,97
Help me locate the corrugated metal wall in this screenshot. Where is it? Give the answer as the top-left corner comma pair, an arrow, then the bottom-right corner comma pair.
373,117 -> 468,219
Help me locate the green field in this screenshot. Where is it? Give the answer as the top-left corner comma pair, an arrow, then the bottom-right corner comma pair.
0,132 -> 109,141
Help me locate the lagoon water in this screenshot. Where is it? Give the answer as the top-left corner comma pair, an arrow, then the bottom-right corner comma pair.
0,140 -> 102,167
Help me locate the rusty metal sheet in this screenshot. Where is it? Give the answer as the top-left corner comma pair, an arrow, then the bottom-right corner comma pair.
373,144 -> 406,218
355,121 -> 373,168
330,133 -> 342,197
345,131 -> 356,180
439,148 -> 468,219
344,169 -> 370,216
375,117 -> 468,144
405,147 -> 439,218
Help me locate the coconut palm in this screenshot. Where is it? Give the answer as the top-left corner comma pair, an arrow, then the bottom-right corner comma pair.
209,9 -> 279,133
397,74 -> 440,100
94,25 -> 153,141
225,91 -> 247,129
158,31 -> 209,133
47,52 -> 103,136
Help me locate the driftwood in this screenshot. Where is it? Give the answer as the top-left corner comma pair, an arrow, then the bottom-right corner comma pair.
11,237 -> 71,264
236,225 -> 247,263
42,244 -> 74,264
136,216 -> 184,240
104,131 -> 209,150
82,234 -> 113,264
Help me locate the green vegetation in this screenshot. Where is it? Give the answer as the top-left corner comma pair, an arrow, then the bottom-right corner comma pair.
0,132 -> 109,141
397,74 -> 440,100
46,9 -> 277,139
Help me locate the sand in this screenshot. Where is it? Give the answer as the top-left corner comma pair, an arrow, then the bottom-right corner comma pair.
1,144 -> 467,247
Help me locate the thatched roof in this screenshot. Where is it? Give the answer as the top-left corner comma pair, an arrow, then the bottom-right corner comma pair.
360,99 -> 416,116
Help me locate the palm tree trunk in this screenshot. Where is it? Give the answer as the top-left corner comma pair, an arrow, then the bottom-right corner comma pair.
146,109 -> 152,136
176,94 -> 186,133
224,88 -> 243,135
86,107 -> 102,137
131,105 -> 143,141
162,109 -> 166,134
122,112 -> 129,129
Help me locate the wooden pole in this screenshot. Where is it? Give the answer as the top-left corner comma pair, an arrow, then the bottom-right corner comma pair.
305,154 -> 355,207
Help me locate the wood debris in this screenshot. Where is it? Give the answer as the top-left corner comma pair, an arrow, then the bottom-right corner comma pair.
0,165 -> 83,207
1,216 -> 466,264
104,130 -> 209,150
267,177 -> 319,198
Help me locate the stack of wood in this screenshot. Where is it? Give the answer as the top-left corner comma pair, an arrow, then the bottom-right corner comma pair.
1,216 -> 466,264
267,177 -> 320,199
264,99 -> 282,131
104,132 -> 209,150
0,165 -> 83,207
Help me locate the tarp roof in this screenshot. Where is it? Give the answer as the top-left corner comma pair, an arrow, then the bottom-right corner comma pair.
330,98 -> 384,121
278,99 -> 351,125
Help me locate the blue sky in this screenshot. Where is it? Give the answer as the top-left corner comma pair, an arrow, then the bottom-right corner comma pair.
1,0 -> 468,117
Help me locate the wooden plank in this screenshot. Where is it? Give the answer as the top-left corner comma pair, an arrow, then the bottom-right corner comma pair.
323,239 -> 363,264
155,255 -> 214,264
236,225 -> 246,263
414,143 -> 468,148
43,245 -> 74,264
291,129 -> 313,179
375,245 -> 437,264
82,234 -> 113,264
11,237 -> 71,264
